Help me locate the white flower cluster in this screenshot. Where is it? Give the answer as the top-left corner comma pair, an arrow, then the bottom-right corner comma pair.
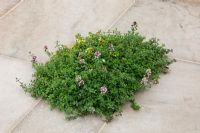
140,69 -> 151,86
75,75 -> 84,86
145,69 -> 151,79
79,59 -> 85,64
88,107 -> 95,113
100,86 -> 108,94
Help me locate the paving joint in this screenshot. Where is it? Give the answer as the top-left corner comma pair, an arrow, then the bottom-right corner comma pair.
175,58 -> 200,65
0,54 -> 29,63
105,0 -> 136,30
97,122 -> 107,133
0,0 -> 24,20
9,100 -> 41,133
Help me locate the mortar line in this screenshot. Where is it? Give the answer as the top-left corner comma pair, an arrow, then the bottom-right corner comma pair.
0,54 -> 29,63
97,122 -> 107,133
105,0 -> 136,30
175,58 -> 200,65
0,0 -> 24,20
9,99 -> 42,133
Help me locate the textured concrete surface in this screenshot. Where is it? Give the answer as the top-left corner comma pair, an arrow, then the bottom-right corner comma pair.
0,0 -> 20,16
103,0 -> 200,132
0,55 -> 38,133
101,61 -> 200,133
12,102 -> 104,133
111,0 -> 200,62
179,0 -> 200,3
1,0 -> 200,133
0,0 -> 133,61
0,0 -> 134,132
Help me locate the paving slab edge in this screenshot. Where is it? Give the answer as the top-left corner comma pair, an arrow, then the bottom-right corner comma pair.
105,0 -> 136,30
97,122 -> 107,133
8,100 -> 41,133
7,0 -> 136,133
175,58 -> 200,65
0,0 -> 24,20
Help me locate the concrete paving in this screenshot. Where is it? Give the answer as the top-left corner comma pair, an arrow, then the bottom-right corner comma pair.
179,0 -> 200,4
0,0 -> 200,133
0,0 -> 20,17
12,102 -> 104,133
100,0 -> 200,132
0,0 -> 133,132
0,55 -> 38,133
101,61 -> 200,133
111,0 -> 200,62
0,0 -> 133,61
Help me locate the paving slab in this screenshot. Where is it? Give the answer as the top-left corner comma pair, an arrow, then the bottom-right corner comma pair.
1,0 -> 200,133
0,0 -> 134,132
0,0 -> 133,61
179,0 -> 200,4
12,102 -> 104,133
111,0 -> 200,62
0,0 -> 20,17
0,55 -> 38,133
101,61 -> 200,133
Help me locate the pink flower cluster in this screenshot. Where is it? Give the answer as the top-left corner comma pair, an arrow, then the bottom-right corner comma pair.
32,55 -> 37,63
94,51 -> 101,58
108,43 -> 114,51
29,51 -> 37,63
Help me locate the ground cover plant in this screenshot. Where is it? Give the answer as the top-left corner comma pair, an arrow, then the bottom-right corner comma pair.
17,23 -> 173,121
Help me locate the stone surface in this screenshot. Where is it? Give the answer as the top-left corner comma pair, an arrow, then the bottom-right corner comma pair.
111,0 -> 200,62
0,0 -> 133,132
1,0 -> 200,132
0,0 -> 133,61
12,102 -> 104,133
0,55 -> 38,133
178,0 -> 200,4
0,0 -> 20,16
101,61 -> 200,133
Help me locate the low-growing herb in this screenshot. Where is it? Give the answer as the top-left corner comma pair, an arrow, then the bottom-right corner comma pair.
17,23 -> 173,121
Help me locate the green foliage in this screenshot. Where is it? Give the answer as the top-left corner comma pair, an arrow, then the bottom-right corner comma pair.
19,24 -> 173,121
131,101 -> 141,110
